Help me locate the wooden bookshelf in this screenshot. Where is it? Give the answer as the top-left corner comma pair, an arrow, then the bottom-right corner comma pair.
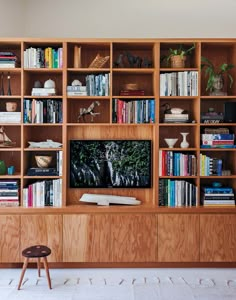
0,38 -> 236,266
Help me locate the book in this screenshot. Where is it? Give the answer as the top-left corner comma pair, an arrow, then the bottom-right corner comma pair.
27,167 -> 58,176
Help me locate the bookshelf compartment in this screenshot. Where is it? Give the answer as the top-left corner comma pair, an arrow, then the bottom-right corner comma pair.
67,42 -> 111,69
0,150 -> 21,175
23,125 -> 62,148
159,125 -> 198,149
0,71 -> 21,96
0,126 -> 21,147
112,73 -> 154,96
67,98 -> 110,124
23,71 -> 63,96
0,42 -> 21,68
112,42 -> 155,69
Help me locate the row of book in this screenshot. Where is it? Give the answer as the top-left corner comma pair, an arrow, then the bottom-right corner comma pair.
159,150 -> 197,176
160,71 -> 198,96
200,154 -> 223,176
159,179 -> 197,207
22,179 -> 62,207
23,99 -> 63,123
24,47 -> 63,68
201,133 -> 235,148
85,73 -> 110,96
0,180 -> 19,207
112,98 -> 155,124
201,186 -> 235,206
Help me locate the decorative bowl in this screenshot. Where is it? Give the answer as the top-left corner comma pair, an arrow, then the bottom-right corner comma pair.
164,138 -> 178,148
35,155 -> 52,168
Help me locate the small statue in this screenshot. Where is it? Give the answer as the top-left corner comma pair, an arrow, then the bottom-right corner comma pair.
78,101 -> 100,122
125,51 -> 138,68
7,72 -> 11,95
161,103 -> 186,114
113,54 -> 124,68
143,57 -> 152,68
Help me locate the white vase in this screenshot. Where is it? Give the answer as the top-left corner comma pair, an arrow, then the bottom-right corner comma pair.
180,132 -> 189,148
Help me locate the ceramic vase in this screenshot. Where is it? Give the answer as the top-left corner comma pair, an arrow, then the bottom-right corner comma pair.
180,132 -> 189,148
0,160 -> 6,175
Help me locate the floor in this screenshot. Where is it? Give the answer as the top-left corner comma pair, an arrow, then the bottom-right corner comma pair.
0,268 -> 236,299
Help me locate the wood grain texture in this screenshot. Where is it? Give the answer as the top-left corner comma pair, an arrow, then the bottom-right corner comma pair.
63,214 -> 110,262
110,214 -> 157,262
21,215 -> 62,262
158,214 -> 199,262
0,215 -> 20,262
200,214 -> 236,262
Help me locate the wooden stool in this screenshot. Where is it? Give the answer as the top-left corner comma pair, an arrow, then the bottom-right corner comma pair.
18,245 -> 52,290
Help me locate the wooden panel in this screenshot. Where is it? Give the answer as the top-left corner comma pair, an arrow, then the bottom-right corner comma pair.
158,214 -> 199,262
63,214 -> 110,262
0,215 -> 20,262
200,214 -> 236,262
21,215 -> 62,262
111,214 -> 157,262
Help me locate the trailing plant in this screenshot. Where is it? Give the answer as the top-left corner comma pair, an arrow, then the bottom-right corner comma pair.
201,56 -> 234,92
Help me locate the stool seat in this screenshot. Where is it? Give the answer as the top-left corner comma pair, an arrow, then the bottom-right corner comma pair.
22,245 -> 51,258
18,245 -> 52,290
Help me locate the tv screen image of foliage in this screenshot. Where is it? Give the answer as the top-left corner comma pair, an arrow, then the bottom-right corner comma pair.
70,140 -> 152,188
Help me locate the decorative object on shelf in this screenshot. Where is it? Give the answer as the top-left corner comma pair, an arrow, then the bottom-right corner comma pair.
180,132 -> 189,148
125,51 -> 142,68
7,165 -> 15,175
35,155 -> 52,168
201,56 -> 234,95
0,126 -> 16,147
161,103 -> 189,123
0,72 -> 4,95
89,53 -> 110,68
113,54 -> 124,68
71,79 -> 82,86
7,72 -> 11,95
78,101 -> 100,123
113,52 -> 152,68
6,101 -> 17,112
0,160 -> 6,175
28,139 -> 62,148
164,138 -> 178,148
80,193 -> 141,206
166,44 -> 195,68
44,79 -> 56,88
33,80 -> 43,88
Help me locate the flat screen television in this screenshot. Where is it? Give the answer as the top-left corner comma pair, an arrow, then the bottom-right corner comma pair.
70,140 -> 152,188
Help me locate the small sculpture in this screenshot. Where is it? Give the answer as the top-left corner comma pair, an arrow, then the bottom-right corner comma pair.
161,103 -> 186,114
7,72 -> 11,95
78,101 -> 100,122
125,51 -> 138,68
0,72 -> 4,95
113,54 -> 124,68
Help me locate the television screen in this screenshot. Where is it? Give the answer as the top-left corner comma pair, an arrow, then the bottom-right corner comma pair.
70,140 -> 152,188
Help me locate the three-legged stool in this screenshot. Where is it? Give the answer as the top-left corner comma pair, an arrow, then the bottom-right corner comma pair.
18,245 -> 52,290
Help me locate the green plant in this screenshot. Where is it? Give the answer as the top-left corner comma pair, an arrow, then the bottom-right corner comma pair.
166,43 -> 195,62
201,56 -> 234,92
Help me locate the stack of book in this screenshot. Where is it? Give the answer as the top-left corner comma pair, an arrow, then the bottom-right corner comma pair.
119,90 -> 145,96
0,51 -> 17,68
67,85 -> 87,96
163,113 -> 189,123
0,112 -> 21,123
0,180 -> 19,207
201,186 -> 235,206
31,87 -> 56,96
201,133 -> 235,148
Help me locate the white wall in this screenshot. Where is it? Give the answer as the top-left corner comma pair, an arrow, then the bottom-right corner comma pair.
1,0 -> 236,38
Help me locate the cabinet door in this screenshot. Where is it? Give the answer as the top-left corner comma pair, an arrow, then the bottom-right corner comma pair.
21,215 -> 62,262
200,214 -> 236,262
110,214 -> 157,262
63,214 -> 110,262
0,215 -> 20,262
158,214 -> 199,262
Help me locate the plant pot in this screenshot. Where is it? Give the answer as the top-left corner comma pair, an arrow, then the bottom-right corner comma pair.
170,55 -> 186,68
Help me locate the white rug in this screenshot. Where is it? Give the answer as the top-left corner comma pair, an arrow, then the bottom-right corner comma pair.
0,268 -> 236,300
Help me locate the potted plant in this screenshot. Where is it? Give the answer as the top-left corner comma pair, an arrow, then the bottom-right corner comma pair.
166,44 -> 195,68
201,56 -> 234,95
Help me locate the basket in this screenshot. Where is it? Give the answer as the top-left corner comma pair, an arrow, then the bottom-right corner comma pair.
170,55 -> 186,68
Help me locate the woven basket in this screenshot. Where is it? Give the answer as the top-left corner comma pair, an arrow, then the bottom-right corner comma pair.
170,55 -> 186,68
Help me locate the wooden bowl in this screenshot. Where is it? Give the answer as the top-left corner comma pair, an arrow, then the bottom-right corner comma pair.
35,155 -> 52,168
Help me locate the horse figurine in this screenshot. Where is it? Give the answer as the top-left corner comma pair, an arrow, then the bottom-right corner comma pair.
78,101 -> 101,122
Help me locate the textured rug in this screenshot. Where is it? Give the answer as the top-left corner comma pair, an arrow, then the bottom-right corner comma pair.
0,268 -> 236,300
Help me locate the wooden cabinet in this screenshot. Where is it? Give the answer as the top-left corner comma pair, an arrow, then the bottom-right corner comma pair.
21,215 -> 62,262
200,214 -> 236,262
0,215 -> 20,262
63,214 -> 110,262
110,214 -> 157,262
158,214 -> 199,262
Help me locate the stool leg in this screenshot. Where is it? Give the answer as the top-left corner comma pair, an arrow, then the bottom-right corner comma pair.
37,258 -> 41,277
18,257 -> 29,290
43,257 -> 52,289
